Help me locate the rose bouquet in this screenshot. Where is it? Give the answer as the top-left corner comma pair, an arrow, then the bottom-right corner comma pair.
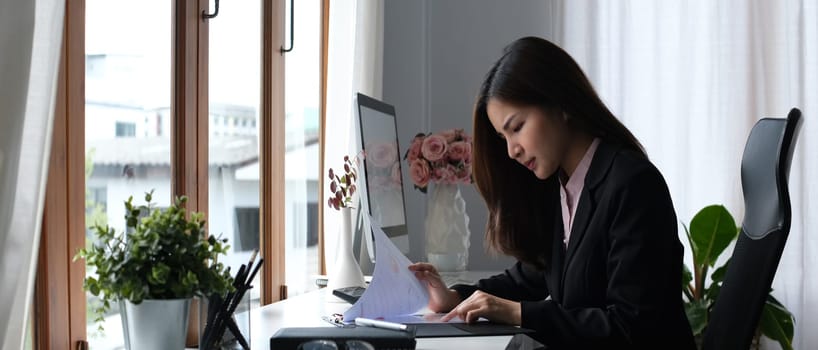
404,128 -> 472,193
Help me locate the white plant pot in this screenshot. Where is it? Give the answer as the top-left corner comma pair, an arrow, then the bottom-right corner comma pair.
120,298 -> 191,350
326,207 -> 366,301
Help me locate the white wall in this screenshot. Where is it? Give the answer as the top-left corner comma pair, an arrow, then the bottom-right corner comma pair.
383,0 -> 558,269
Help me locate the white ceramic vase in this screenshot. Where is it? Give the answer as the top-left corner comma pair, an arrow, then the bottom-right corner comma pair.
326,207 -> 366,300
425,183 -> 471,272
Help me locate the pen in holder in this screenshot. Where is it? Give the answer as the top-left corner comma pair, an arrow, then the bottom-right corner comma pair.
199,251 -> 263,350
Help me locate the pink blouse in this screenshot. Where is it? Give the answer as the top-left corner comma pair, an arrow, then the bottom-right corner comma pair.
560,138 -> 600,247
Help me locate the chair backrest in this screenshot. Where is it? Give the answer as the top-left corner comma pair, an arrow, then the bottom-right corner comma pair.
702,108 -> 803,350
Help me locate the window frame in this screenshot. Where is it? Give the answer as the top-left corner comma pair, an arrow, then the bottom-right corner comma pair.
34,0 -> 86,348
318,0 -> 330,276
260,0 -> 287,304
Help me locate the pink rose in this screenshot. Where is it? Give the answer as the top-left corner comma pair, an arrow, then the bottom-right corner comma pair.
430,160 -> 447,172
391,163 -> 402,186
455,166 -> 471,183
447,141 -> 471,161
447,164 -> 459,182
409,159 -> 431,188
461,143 -> 473,166
421,134 -> 448,161
440,129 -> 458,143
406,137 -> 423,162
368,142 -> 398,168
434,166 -> 455,184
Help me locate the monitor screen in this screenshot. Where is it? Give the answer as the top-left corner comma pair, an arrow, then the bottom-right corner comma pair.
356,93 -> 410,253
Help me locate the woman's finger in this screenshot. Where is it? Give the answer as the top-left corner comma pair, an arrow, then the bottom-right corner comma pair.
422,268 -> 442,280
442,297 -> 472,322
413,271 -> 427,280
441,308 -> 458,322
408,262 -> 438,273
413,270 -> 443,288
465,306 -> 487,323
412,270 -> 440,282
441,291 -> 493,322
441,301 -> 462,322
423,271 -> 444,288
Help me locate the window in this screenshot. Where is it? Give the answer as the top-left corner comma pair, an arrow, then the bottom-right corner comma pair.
284,0 -> 322,297
208,0 -> 263,309
114,121 -> 135,137
39,0 -> 325,347
84,0 -> 172,347
234,207 -> 261,251
85,186 -> 107,236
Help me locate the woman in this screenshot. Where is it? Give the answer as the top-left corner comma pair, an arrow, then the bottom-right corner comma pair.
409,37 -> 695,349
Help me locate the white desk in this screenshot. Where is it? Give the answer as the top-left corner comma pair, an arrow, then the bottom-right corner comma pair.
248,270 -> 512,349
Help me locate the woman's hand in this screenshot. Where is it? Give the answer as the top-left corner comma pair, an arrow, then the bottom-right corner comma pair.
441,290 -> 521,325
408,262 -> 461,312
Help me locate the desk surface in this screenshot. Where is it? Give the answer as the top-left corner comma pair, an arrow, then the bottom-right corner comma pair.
249,270 -> 512,349
249,289 -> 512,350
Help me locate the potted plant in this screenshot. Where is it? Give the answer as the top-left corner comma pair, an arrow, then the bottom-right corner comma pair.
325,155 -> 367,297
75,190 -> 234,350
682,205 -> 795,349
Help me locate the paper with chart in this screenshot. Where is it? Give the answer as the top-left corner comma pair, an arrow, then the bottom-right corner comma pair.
342,217 -> 430,322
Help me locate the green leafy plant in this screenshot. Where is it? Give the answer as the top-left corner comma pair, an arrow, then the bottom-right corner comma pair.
75,190 -> 234,327
683,205 -> 795,349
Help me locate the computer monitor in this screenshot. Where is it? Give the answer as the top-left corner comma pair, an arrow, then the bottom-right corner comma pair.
355,93 -> 410,255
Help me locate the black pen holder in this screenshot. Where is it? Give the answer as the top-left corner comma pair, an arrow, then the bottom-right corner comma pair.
198,289 -> 253,350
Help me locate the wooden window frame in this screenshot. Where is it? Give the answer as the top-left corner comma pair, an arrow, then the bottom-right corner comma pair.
34,1 -> 86,349
261,0 -> 288,304
318,0 -> 330,276
171,0 -> 209,213
34,0 -> 327,346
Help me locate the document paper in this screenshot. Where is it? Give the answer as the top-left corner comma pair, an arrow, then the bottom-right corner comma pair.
342,217 -> 430,321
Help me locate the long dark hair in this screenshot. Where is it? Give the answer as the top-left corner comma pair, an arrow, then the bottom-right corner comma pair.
473,37 -> 645,269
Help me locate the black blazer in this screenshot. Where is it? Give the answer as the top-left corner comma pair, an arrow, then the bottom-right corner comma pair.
453,142 -> 695,349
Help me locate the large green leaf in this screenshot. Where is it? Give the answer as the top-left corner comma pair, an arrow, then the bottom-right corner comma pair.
682,264 -> 693,288
704,260 -> 730,301
685,299 -> 709,336
760,295 -> 795,350
710,259 -> 730,283
683,223 -> 697,263
689,205 -> 738,268
682,264 -> 694,302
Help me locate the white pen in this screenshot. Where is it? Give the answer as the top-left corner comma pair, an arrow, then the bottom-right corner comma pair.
354,317 -> 408,332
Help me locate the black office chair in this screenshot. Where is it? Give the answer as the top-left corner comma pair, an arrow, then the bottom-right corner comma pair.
701,108 -> 803,350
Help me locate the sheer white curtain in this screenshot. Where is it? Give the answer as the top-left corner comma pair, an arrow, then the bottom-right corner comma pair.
0,0 -> 65,348
323,0 -> 383,270
550,1 -> 817,348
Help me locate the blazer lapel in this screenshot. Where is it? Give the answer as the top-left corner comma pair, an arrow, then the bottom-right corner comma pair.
561,142 -> 619,280
548,215 -> 566,302
562,188 -> 595,273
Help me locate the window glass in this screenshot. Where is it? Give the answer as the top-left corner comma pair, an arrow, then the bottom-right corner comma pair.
284,0 -> 322,297
208,0 -> 263,309
84,0 -> 172,347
